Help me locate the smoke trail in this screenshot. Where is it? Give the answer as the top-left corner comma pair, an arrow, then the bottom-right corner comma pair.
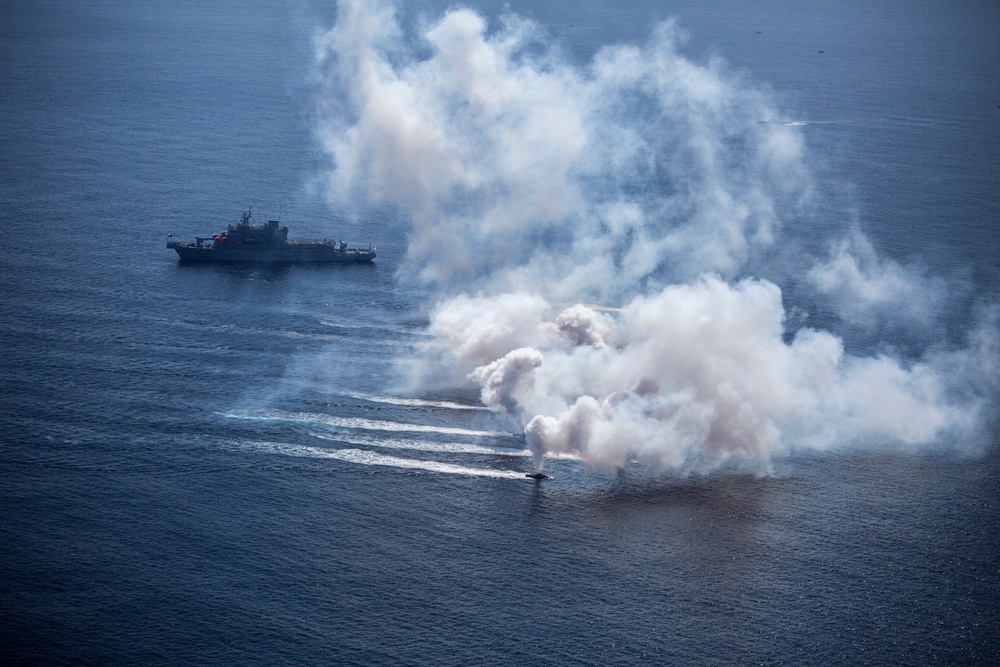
314,0 -> 997,472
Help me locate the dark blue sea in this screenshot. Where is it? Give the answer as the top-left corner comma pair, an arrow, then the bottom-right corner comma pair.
2,1 -> 999,664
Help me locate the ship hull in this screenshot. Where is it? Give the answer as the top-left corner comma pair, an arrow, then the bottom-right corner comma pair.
168,242 -> 375,264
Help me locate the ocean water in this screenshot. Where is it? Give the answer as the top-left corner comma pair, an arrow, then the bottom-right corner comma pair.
2,1 -> 998,665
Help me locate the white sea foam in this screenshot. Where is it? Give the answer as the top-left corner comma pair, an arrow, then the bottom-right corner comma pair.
222,410 -> 508,438
241,440 -> 526,478
339,390 -> 489,411
317,320 -> 434,338
311,431 -> 529,456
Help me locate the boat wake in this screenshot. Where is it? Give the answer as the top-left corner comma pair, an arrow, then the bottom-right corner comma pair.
238,440 -> 528,479
311,432 -> 529,457
337,391 -> 489,412
222,410 -> 508,438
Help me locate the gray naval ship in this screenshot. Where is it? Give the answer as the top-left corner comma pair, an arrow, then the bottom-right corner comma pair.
167,208 -> 376,264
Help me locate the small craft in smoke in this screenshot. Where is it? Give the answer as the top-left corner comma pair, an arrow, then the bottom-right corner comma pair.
315,0 -> 997,474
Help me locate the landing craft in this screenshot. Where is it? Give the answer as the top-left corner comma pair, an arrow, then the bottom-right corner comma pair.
167,207 -> 376,264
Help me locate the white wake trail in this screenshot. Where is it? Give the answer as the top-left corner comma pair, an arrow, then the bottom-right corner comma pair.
240,440 -> 528,479
222,410 -> 508,438
312,432 -> 529,457
338,390 -> 489,411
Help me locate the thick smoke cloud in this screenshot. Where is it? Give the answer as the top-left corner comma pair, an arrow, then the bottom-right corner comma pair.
315,0 -> 808,301
315,0 -> 996,472
429,276 -> 985,470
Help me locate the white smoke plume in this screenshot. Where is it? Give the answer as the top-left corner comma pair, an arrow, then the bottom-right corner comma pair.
314,0 -> 996,472
808,227 -> 951,331
468,347 -> 543,423
315,0 -> 809,302
440,276 -> 986,471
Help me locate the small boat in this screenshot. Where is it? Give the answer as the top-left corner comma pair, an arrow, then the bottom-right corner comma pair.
526,472 -> 551,480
